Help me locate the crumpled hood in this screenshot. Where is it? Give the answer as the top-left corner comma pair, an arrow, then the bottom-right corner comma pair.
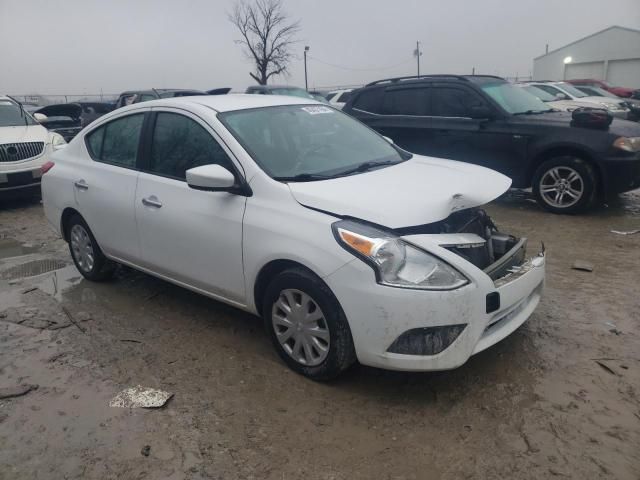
287,155 -> 511,228
0,124 -> 49,144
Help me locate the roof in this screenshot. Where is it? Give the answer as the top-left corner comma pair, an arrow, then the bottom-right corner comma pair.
129,93 -> 319,113
534,25 -> 640,60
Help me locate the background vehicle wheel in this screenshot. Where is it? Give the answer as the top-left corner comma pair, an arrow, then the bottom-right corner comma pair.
263,267 -> 356,381
532,156 -> 597,214
66,214 -> 116,281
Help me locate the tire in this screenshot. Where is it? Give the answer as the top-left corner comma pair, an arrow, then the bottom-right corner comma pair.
66,214 -> 116,281
532,156 -> 597,214
263,267 -> 356,381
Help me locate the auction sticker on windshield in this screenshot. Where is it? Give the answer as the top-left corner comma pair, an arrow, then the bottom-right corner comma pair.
301,106 -> 334,115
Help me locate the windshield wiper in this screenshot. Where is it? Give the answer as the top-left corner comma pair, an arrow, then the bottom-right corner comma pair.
273,172 -> 333,182
333,159 -> 400,177
513,109 -> 553,115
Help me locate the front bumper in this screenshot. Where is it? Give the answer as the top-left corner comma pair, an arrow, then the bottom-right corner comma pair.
325,240 -> 545,371
0,167 -> 43,192
599,151 -> 640,195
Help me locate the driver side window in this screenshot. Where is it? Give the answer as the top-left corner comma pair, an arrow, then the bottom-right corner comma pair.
148,113 -> 234,180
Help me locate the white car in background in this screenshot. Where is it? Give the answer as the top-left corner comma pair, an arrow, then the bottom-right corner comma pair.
523,81 -> 630,119
0,96 -> 66,196
517,84 -> 598,112
326,89 -> 354,110
42,95 -> 545,380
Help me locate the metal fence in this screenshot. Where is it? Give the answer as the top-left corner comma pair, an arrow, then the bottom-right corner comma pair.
9,94 -> 119,106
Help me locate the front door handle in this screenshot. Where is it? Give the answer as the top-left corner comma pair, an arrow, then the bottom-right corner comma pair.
141,196 -> 163,208
74,180 -> 89,190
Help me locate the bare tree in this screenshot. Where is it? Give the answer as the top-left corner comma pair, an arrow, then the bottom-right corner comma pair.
229,0 -> 301,85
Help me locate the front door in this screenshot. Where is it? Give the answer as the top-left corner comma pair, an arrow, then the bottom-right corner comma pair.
134,109 -> 246,304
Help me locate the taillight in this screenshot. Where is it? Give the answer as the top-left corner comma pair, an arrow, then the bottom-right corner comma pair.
41,161 -> 55,174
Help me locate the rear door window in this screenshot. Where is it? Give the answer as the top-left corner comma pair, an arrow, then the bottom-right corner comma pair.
147,112 -> 233,180
382,88 -> 428,115
86,113 -> 144,168
351,88 -> 384,114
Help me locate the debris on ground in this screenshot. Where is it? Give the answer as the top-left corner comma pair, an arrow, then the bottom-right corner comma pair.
141,445 -> 151,457
109,386 -> 173,408
571,260 -> 594,272
610,229 -> 640,235
0,384 -> 38,400
594,360 -> 619,376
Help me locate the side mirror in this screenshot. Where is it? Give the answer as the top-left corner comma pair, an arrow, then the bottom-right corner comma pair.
469,105 -> 493,119
382,136 -> 394,144
186,164 -> 237,192
555,93 -> 568,101
33,113 -> 47,122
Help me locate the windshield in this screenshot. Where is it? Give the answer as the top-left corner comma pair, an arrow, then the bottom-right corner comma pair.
557,83 -> 588,98
0,100 -> 38,127
586,87 -> 618,98
219,105 -> 408,180
270,88 -> 315,100
480,82 -> 550,114
522,85 -> 556,102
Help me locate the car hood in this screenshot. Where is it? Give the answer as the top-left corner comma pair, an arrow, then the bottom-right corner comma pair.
548,99 -> 607,110
511,111 -> 640,135
287,156 -> 511,228
0,124 -> 49,144
579,96 -> 624,107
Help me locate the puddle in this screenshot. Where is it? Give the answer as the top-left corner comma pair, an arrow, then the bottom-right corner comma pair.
0,238 -> 39,260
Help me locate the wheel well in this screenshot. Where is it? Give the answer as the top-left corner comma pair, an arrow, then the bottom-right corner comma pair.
253,260 -> 318,316
60,207 -> 81,242
528,147 -> 602,190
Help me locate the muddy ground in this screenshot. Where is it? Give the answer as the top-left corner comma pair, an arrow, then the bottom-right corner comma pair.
0,191 -> 639,480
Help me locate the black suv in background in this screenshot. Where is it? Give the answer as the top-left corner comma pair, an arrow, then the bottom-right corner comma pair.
343,75 -> 640,213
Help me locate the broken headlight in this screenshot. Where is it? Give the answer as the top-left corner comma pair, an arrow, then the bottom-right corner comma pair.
333,220 -> 468,290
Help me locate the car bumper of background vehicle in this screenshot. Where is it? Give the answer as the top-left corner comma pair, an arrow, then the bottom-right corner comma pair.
0,168 -> 42,192
599,153 -> 640,195
324,254 -> 545,372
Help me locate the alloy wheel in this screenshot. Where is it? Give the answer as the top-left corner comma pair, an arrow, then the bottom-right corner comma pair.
271,289 -> 330,366
539,166 -> 584,208
70,224 -> 95,273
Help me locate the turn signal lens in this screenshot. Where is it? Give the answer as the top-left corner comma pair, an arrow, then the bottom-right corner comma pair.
337,229 -> 378,256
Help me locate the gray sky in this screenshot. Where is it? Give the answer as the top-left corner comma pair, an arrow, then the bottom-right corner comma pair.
1,0 -> 638,95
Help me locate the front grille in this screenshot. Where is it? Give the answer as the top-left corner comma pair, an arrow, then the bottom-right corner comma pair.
0,142 -> 45,163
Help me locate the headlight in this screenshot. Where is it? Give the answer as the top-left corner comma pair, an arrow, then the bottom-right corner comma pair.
613,137 -> 640,152
50,132 -> 67,149
333,220 -> 468,290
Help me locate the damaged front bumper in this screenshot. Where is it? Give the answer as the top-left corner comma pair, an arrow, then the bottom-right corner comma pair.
324,225 -> 545,372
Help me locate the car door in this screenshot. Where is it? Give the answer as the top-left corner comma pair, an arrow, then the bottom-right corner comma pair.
426,85 -> 526,178
354,86 -> 433,151
75,112 -> 146,261
135,108 -> 247,304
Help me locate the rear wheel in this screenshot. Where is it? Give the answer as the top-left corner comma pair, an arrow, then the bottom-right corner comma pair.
263,268 -> 356,381
532,156 -> 597,214
66,214 -> 116,281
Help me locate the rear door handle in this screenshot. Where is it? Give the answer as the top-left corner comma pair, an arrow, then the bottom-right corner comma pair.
141,196 -> 162,208
74,180 -> 89,190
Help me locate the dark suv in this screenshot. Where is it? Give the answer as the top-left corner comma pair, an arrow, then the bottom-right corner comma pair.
343,75 -> 640,213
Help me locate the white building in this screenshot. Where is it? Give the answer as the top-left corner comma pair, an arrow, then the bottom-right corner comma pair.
533,26 -> 640,88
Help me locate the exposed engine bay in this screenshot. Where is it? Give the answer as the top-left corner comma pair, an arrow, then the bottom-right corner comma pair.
396,208 -> 528,280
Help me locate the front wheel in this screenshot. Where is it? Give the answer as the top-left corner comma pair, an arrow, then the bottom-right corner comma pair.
532,157 -> 597,214
263,268 -> 356,381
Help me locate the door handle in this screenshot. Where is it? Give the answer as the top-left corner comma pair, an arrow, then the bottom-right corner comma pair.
74,180 -> 89,190
141,196 -> 162,208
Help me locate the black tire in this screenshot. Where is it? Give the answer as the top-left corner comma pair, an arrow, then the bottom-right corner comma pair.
66,214 -> 116,281
532,156 -> 597,214
263,267 -> 356,381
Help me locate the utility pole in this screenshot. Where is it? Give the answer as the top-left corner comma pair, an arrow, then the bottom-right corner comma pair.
304,46 -> 310,91
472,67 -> 475,75
414,41 -> 422,76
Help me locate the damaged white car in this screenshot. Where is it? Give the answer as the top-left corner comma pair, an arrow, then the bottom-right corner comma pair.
42,95 -> 545,380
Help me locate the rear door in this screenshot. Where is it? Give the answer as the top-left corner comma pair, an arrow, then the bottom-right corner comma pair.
75,112 -> 146,261
134,108 -> 246,304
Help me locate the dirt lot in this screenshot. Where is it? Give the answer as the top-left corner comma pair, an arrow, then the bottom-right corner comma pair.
0,192 -> 639,480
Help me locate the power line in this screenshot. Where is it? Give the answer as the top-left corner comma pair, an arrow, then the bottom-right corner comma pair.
307,56 -> 414,72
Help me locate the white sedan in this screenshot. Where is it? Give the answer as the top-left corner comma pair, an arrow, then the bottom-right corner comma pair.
42,95 -> 545,380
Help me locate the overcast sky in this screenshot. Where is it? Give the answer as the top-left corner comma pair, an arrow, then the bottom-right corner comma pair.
1,0 -> 638,95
